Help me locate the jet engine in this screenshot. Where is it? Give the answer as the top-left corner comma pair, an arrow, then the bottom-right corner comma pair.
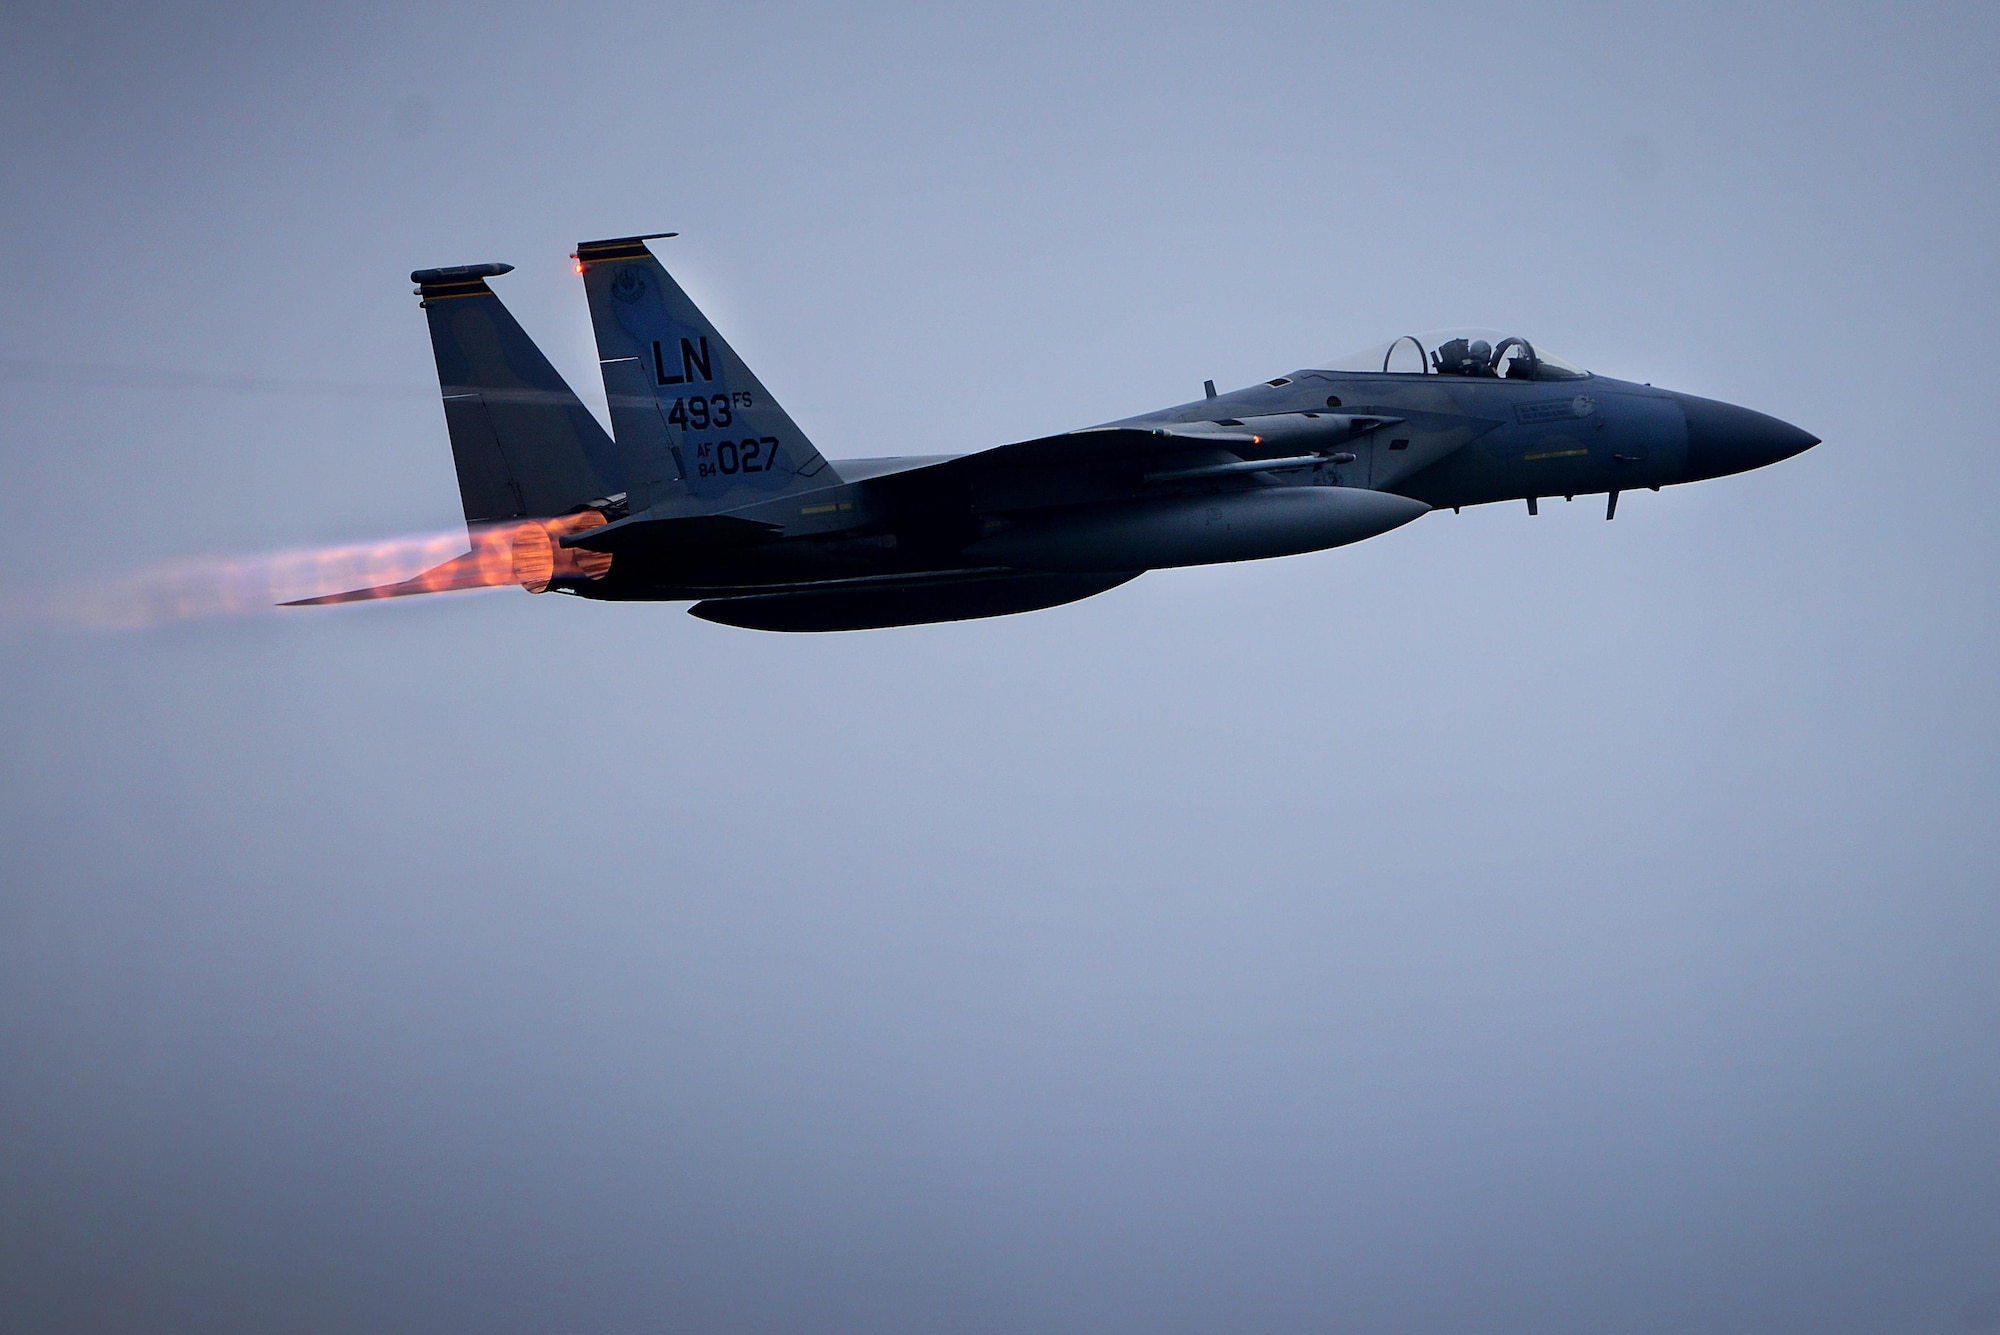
510,510 -> 615,593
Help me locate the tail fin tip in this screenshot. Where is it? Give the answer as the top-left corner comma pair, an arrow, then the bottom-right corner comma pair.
411,262 -> 514,285
411,263 -> 516,303
574,234 -> 677,265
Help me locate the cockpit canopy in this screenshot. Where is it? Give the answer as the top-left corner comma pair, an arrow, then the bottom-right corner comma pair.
1321,328 -> 1588,381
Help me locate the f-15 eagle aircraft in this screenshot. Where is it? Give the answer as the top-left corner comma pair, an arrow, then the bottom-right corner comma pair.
294,234 -> 1818,631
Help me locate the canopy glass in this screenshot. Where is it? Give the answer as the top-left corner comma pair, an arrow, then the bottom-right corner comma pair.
1320,329 -> 1588,380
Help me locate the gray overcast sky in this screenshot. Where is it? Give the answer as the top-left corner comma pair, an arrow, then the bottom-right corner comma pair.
4,2 -> 1999,1331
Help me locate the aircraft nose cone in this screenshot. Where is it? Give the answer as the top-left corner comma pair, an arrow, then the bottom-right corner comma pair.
1673,392 -> 1820,482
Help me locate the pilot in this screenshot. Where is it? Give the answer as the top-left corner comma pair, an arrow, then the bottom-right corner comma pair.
1432,337 -> 1498,376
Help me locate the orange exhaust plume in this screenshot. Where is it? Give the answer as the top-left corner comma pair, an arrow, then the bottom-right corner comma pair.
56,515 -> 616,628
509,510 -> 611,593
289,512 -> 614,605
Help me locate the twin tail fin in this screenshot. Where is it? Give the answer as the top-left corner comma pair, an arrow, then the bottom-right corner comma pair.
287,264 -> 624,606
413,262 -> 623,525
291,241 -> 833,607
574,236 -> 835,515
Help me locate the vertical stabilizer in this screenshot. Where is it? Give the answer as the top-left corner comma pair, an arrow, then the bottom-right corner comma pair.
413,263 -> 622,524
574,236 -> 835,515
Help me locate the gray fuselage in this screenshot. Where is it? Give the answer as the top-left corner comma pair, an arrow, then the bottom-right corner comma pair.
568,366 -> 1816,606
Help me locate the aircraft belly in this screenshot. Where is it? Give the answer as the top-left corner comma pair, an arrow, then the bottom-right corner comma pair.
601,535 -> 915,592
688,571 -> 1140,631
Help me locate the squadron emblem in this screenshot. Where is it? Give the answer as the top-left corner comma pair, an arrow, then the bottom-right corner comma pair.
610,267 -> 646,304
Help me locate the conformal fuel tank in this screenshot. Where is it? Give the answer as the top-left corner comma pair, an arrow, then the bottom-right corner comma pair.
966,486 -> 1430,573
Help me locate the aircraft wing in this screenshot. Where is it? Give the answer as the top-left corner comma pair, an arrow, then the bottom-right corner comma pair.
937,424 -> 1259,471
910,413 -> 1401,477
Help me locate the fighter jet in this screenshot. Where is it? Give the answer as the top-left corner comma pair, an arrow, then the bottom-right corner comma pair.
293,234 -> 1818,631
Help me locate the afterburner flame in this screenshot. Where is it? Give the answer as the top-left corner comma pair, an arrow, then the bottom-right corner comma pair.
286,513 -> 615,605
61,514 -> 615,629
62,529 -> 478,628
510,510 -> 611,593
